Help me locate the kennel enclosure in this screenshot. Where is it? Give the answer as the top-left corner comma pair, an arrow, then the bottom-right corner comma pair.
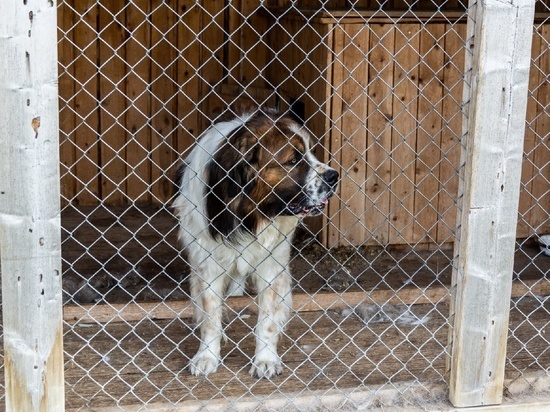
0,0 -> 549,410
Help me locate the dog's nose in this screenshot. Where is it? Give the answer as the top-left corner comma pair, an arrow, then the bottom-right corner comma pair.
323,169 -> 339,187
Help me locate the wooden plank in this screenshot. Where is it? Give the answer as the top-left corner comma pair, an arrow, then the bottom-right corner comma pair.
149,0 -> 179,203
335,23 -> 370,246
527,24 -> 550,235
325,25 -> 346,247
198,0 -> 225,131
516,26 -> 541,238
449,0 -> 536,407
73,0 -> 101,205
226,1 -> 269,90
63,278 -> 549,325
177,1 -> 202,159
437,22 -> 466,244
226,0 -> 243,88
58,0 -> 77,206
99,1 -> 128,204
412,24 -> 445,244
0,0 -> 65,409
458,401 -> 550,412
124,0 -> 152,203
265,9 -> 470,24
69,386 -> 550,412
63,289 -> 432,324
277,21 -> 333,239
389,23 -> 421,244
267,8 -> 548,24
365,23 -> 395,246
240,2 -> 269,89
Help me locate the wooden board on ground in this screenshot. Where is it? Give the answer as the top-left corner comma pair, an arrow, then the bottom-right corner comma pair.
58,303 -> 549,410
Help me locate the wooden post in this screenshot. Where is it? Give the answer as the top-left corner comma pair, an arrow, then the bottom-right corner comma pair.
0,1 -> 64,411
449,0 -> 536,407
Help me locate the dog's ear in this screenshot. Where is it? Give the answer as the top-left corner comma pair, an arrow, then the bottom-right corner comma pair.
206,126 -> 258,239
225,126 -> 259,197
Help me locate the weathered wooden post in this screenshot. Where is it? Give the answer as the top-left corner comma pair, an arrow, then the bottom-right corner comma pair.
449,0 -> 536,407
0,0 -> 64,411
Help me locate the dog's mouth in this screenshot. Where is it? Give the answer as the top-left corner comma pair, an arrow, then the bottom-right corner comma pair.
288,198 -> 330,217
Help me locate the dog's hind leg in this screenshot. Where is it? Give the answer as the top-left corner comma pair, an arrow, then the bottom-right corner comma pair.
188,262 -> 226,376
249,263 -> 292,379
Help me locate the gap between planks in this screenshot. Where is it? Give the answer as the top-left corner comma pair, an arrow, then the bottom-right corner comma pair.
63,279 -> 549,325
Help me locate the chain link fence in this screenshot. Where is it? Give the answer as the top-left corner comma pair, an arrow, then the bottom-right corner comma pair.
0,0 -> 547,410
507,2 -> 550,399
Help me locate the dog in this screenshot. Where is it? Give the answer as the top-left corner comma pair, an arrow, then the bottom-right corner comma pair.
173,107 -> 338,378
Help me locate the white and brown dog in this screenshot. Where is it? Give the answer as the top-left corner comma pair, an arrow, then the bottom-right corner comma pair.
173,108 -> 338,378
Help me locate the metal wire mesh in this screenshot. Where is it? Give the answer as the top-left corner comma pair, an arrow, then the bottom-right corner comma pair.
3,0 -> 540,409
506,3 -> 550,398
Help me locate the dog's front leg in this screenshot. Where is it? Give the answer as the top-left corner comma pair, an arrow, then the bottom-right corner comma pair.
249,266 -> 291,379
189,265 -> 226,376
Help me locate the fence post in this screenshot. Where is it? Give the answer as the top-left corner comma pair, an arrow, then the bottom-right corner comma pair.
0,0 -> 64,411
449,0 -> 536,407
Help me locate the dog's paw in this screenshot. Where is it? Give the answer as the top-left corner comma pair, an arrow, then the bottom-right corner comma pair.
249,356 -> 283,379
189,352 -> 220,376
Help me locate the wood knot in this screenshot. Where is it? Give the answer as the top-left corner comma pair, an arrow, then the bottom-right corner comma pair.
32,117 -> 40,138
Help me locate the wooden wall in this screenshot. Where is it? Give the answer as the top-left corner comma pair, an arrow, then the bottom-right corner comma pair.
58,2 -> 550,246
266,10 -> 550,246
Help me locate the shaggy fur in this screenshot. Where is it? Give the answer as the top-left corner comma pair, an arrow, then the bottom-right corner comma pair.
173,108 -> 338,378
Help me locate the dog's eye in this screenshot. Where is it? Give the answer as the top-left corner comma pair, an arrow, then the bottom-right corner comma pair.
284,153 -> 302,167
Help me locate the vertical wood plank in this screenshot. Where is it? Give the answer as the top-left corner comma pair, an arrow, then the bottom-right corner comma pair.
73,0 -> 100,205
0,0 -> 65,409
58,0 -> 77,206
226,0 -> 243,88
99,1 -> 127,204
449,0 -> 536,407
124,0 -> 152,203
177,1 -> 202,161
389,23 -> 420,244
366,23 -> 395,246
198,0 -> 226,131
517,23 -> 542,238
526,25 -> 550,235
150,0 -> 179,203
413,24 -> 445,245
410,23 -> 445,243
326,25 -> 346,247
437,22 -> 466,244
337,23 -> 370,246
239,1 -> 268,89
302,22 -> 334,244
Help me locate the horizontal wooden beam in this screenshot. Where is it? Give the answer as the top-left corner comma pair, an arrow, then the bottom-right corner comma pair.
264,7 -> 549,24
63,370 -> 550,412
63,279 -> 549,325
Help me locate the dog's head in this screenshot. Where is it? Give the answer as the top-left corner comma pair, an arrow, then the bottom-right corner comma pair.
206,111 -> 339,241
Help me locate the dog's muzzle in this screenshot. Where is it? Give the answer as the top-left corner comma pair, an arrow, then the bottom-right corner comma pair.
288,169 -> 339,216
